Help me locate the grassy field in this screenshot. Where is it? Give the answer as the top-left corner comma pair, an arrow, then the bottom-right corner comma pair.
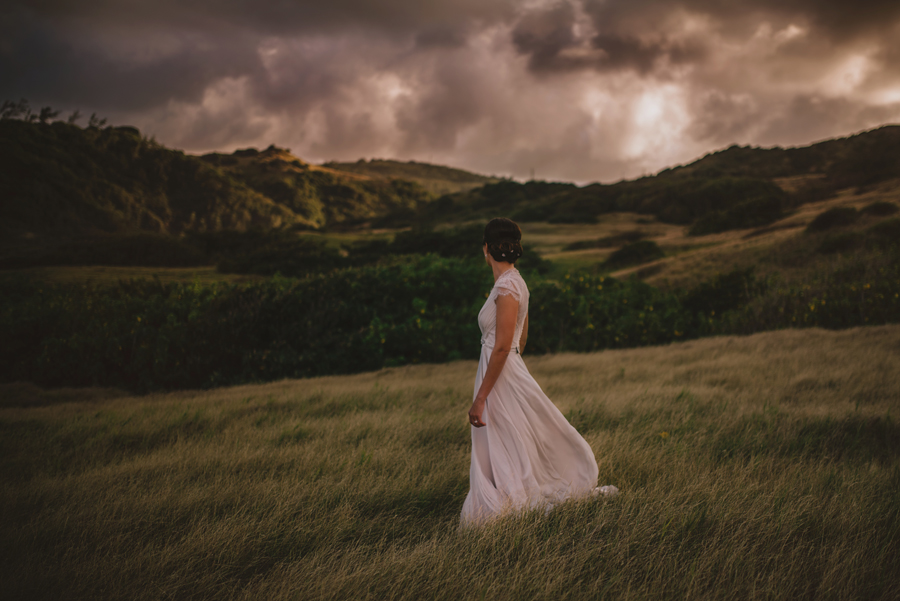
612,178 -> 900,288
2,326 -> 899,600
521,178 -> 900,288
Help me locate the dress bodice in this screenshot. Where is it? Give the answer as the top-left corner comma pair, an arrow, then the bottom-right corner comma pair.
478,267 -> 529,351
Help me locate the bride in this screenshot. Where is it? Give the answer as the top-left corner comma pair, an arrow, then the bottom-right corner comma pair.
461,218 -> 617,527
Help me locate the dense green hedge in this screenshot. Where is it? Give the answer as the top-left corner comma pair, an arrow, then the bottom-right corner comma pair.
2,250 -> 898,393
526,274 -> 694,353
0,257 -> 488,391
1,256 -> 701,392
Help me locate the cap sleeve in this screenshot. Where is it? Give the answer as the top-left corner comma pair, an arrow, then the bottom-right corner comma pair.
493,270 -> 523,303
494,284 -> 520,303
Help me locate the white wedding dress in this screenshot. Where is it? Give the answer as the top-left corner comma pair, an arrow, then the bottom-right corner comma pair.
461,267 -> 612,527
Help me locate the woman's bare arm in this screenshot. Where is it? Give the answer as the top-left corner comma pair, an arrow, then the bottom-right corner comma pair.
468,294 -> 517,427
518,313 -> 528,354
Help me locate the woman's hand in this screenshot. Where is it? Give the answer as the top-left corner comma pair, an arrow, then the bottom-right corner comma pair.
469,396 -> 487,427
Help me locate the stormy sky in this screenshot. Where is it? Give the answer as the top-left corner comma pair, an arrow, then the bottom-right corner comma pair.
3,1 -> 900,182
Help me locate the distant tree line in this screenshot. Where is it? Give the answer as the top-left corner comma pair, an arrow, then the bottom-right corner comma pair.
1,98 -> 107,127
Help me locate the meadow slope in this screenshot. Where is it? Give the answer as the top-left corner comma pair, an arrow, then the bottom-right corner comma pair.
2,326 -> 899,600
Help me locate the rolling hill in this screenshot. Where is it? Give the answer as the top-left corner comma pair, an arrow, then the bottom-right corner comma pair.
323,158 -> 502,195
2,113 -> 898,276
0,120 -> 309,244
199,147 -> 446,230
413,125 -> 900,232
0,120 -> 474,244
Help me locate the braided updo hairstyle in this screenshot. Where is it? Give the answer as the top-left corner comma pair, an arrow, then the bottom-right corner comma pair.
483,218 -> 523,263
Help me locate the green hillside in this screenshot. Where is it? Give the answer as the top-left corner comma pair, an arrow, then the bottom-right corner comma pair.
0,120 -> 436,246
4,112 -> 898,247
414,125 -> 900,232
0,119 -> 308,243
323,158 -> 502,195
2,111 -> 899,277
201,148 -> 433,229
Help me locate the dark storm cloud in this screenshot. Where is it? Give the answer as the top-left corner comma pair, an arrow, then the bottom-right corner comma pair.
511,2 -> 587,72
415,25 -> 471,49
738,0 -> 900,40
2,0 -> 900,182
579,0 -> 900,39
511,1 -> 707,75
11,0 -> 518,37
510,0 -> 900,78
0,7 -> 262,111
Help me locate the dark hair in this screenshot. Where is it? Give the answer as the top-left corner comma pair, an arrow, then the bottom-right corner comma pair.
483,218 -> 523,263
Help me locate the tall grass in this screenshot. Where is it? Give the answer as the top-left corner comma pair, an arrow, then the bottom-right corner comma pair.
2,326 -> 899,600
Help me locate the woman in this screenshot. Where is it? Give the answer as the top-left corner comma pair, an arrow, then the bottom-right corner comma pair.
461,218 -> 617,527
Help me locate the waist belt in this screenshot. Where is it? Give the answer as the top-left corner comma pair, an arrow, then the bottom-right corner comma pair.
481,340 -> 520,354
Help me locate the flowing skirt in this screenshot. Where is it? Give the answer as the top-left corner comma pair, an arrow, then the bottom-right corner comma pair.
460,345 -> 599,526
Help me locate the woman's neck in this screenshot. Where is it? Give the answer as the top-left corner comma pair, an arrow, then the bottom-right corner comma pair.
491,262 -> 516,282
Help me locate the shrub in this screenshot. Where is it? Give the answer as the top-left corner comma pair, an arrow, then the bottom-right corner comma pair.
0,257 -> 704,392
215,224 -> 552,279
524,274 -> 693,353
0,256 -> 490,391
4,247 -> 899,394
817,232 -> 865,254
388,224 -> 484,258
564,240 -> 598,251
184,228 -> 280,261
217,236 -> 347,277
656,177 -> 787,226
716,248 -> 900,334
547,212 -> 598,224
812,217 -> 900,255
860,201 -> 899,217
514,251 -> 553,276
679,268 -> 761,319
509,204 -> 554,222
806,207 -> 859,232
0,233 -> 208,269
564,231 -> 644,251
603,240 -> 664,269
867,217 -> 900,249
689,196 -> 786,236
